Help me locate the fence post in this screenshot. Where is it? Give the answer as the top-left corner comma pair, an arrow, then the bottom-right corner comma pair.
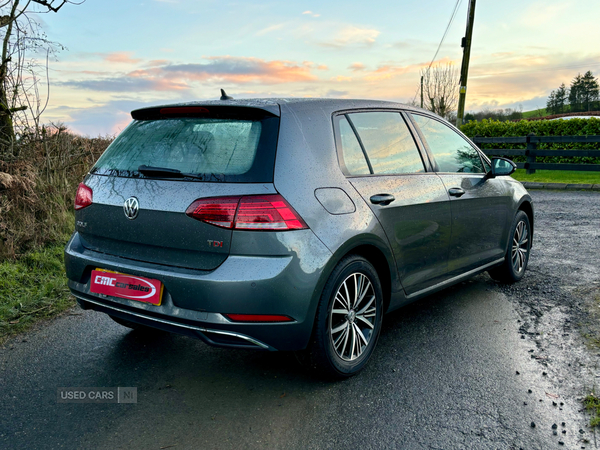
526,133 -> 536,174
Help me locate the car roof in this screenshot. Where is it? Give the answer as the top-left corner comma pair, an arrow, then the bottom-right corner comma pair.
131,98 -> 429,118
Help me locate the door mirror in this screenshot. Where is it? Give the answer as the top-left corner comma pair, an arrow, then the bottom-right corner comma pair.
490,157 -> 517,177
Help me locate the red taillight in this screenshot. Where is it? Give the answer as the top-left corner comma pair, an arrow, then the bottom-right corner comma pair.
224,314 -> 294,323
235,196 -> 307,230
186,194 -> 308,231
75,183 -> 93,210
186,196 -> 240,228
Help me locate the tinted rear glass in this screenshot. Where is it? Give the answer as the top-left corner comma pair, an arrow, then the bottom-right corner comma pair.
347,112 -> 425,174
91,113 -> 279,182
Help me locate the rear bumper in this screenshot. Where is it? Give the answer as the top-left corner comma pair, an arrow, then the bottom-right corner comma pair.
73,293 -> 276,350
65,231 -> 333,351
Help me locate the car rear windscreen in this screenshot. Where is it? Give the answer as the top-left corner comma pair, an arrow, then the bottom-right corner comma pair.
91,110 -> 279,183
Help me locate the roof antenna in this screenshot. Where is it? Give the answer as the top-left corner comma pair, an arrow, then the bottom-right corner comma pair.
220,89 -> 233,100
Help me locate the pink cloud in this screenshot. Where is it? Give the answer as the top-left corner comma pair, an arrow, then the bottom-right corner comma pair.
61,56 -> 323,93
135,56 -> 320,85
102,52 -> 142,64
362,58 -> 456,82
349,62 -> 365,72
144,59 -> 171,68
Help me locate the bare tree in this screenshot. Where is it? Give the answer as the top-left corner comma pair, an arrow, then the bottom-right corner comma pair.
420,63 -> 459,120
0,0 -> 83,155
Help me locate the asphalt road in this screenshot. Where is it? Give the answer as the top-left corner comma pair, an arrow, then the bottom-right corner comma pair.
1,190 -> 599,450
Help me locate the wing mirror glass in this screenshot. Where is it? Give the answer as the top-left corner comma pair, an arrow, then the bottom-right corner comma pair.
490,157 -> 517,177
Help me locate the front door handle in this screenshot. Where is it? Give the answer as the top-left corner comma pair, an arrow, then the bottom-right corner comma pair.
448,188 -> 465,197
370,194 -> 395,206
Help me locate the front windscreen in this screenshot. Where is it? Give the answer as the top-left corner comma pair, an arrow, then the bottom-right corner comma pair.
91,113 -> 279,182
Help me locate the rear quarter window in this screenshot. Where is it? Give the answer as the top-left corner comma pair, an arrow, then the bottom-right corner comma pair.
337,116 -> 371,176
347,112 -> 425,175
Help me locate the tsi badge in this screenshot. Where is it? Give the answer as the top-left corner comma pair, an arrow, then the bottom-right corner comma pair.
123,197 -> 139,220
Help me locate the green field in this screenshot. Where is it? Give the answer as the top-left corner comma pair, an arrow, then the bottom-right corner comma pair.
521,108 -> 547,119
511,169 -> 600,184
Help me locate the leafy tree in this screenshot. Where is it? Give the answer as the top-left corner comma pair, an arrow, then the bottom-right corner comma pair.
463,107 -> 523,123
547,83 -> 569,115
554,83 -> 568,114
546,90 -> 557,114
569,73 -> 585,112
464,112 -> 476,122
546,72 -> 599,114
569,71 -> 600,112
580,71 -> 600,112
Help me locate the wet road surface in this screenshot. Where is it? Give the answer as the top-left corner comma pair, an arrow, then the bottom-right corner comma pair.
1,190 -> 598,450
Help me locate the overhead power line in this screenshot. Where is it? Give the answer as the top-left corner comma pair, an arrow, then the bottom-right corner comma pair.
427,0 -> 463,73
412,0 -> 463,104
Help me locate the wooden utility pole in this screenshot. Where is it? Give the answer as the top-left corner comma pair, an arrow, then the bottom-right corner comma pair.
456,0 -> 476,127
420,75 -> 424,108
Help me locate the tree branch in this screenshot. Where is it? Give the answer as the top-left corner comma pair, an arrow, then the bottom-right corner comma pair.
0,0 -> 83,146
31,0 -> 67,12
31,0 -> 84,13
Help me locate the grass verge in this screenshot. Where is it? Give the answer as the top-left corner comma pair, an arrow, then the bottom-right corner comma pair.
511,169 -> 600,185
0,242 -> 74,343
584,392 -> 600,427
522,108 -> 547,118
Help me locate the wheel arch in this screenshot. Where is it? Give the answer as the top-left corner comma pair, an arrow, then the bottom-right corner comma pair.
347,244 -> 393,313
517,197 -> 534,246
315,235 -> 399,316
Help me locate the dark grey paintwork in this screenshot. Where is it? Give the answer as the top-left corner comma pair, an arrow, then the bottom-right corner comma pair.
314,188 -> 356,215
64,98 -> 533,352
349,173 -> 452,295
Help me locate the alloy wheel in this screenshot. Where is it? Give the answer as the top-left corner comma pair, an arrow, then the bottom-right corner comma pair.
511,220 -> 529,273
329,272 -> 377,361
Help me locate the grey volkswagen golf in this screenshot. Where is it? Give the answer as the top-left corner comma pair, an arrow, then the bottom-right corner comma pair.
65,98 -> 533,377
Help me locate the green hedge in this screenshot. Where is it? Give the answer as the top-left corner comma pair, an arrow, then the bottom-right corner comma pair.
460,118 -> 600,164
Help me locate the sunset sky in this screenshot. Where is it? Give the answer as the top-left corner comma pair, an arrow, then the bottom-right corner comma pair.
30,0 -> 600,136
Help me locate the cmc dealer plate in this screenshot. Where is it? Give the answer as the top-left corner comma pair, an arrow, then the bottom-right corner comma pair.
90,269 -> 163,305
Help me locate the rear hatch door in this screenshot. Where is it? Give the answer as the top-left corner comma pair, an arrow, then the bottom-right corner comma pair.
76,104 -> 280,271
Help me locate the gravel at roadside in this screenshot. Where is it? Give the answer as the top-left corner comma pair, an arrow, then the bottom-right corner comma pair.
487,190 -> 600,422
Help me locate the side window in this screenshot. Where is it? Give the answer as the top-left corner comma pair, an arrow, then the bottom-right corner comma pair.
411,114 -> 484,174
347,112 -> 425,174
338,116 -> 371,176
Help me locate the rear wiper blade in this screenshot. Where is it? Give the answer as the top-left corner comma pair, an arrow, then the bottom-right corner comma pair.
138,165 -> 204,180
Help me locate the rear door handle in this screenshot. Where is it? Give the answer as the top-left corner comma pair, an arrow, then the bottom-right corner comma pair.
370,194 -> 395,206
448,188 -> 465,197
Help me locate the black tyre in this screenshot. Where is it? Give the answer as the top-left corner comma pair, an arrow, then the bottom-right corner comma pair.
308,255 -> 383,378
488,210 -> 531,283
109,315 -> 164,334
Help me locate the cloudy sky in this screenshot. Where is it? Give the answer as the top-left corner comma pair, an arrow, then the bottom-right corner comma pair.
27,0 -> 600,135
